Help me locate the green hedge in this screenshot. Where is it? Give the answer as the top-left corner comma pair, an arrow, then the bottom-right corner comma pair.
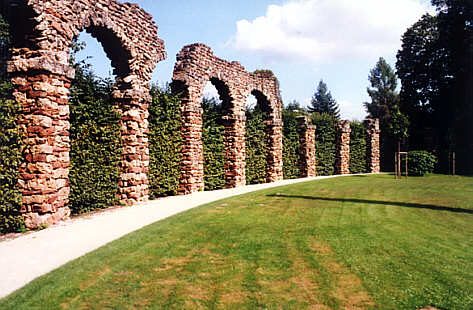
283,109 -> 301,179
350,121 -> 368,174
0,81 -> 25,233
312,113 -> 337,176
68,67 -> 121,214
148,85 -> 183,198
202,97 -> 225,191
246,107 -> 268,184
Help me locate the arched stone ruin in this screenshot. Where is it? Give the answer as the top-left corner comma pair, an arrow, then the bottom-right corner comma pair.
2,0 -> 166,228
172,44 -> 284,194
1,1 -> 381,229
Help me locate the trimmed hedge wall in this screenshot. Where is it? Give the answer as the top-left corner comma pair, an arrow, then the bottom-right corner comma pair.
245,107 -> 268,184
148,85 -> 182,198
283,109 -> 301,179
0,81 -> 25,233
202,97 -> 225,191
312,113 -> 337,176
350,121 -> 368,174
68,67 -> 122,214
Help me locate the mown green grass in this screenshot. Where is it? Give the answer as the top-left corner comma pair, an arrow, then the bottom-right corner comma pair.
1,174 -> 472,309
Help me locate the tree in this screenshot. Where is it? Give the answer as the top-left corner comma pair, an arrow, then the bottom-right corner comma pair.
308,80 -> 340,119
396,2 -> 473,174
364,57 -> 400,119
365,57 -> 407,169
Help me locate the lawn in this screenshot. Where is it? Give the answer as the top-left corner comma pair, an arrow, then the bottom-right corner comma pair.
1,174 -> 472,309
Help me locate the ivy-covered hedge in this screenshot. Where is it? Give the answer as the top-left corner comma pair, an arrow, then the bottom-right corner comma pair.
202,97 -> 225,191
312,113 -> 337,176
0,81 -> 25,233
283,109 -> 301,179
350,121 -> 368,174
68,67 -> 121,214
148,85 -> 182,198
246,107 -> 268,184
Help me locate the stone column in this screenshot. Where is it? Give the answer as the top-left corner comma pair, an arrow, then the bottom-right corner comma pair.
365,118 -> 381,173
10,71 -> 72,229
223,113 -> 246,188
265,119 -> 284,182
335,120 -> 351,175
177,88 -> 204,194
297,116 -> 317,178
115,85 -> 150,205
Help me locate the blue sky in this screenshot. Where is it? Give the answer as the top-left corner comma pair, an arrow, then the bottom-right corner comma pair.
77,0 -> 434,120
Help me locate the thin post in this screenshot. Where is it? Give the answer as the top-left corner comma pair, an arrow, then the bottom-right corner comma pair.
405,153 -> 408,179
453,152 -> 456,176
395,152 -> 398,179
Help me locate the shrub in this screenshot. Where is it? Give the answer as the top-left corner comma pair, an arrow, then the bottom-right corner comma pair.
148,85 -> 183,198
246,107 -> 268,184
68,67 -> 121,214
311,113 -> 337,176
0,81 -> 25,233
350,121 -> 368,174
282,109 -> 301,179
202,97 -> 225,191
407,150 -> 436,176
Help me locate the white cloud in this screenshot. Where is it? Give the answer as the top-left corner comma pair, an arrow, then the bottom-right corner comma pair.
339,99 -> 367,121
233,0 -> 433,63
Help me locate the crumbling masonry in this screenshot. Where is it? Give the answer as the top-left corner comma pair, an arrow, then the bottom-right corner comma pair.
3,0 -> 165,228
172,44 -> 283,194
297,116 -> 317,178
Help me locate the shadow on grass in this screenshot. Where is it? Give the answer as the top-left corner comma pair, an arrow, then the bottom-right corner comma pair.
266,194 -> 473,215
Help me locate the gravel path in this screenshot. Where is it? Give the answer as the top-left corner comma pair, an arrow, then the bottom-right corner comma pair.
0,175 -> 350,299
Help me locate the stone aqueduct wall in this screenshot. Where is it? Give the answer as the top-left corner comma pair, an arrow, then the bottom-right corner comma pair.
3,1 -> 380,229
172,44 -> 283,194
4,0 -> 165,228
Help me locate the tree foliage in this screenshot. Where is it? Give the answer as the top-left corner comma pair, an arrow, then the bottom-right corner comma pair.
396,1 -> 473,173
308,80 -> 340,119
364,57 -> 400,120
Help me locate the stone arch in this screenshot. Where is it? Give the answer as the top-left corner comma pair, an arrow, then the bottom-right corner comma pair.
3,0 -> 165,228
172,43 -> 283,194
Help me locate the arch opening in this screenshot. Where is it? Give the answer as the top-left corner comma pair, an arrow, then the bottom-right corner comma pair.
201,79 -> 235,191
245,90 -> 271,185
68,32 -> 122,215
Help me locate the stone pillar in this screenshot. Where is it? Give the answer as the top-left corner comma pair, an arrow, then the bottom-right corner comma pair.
223,113 -> 246,188
265,120 -> 284,182
297,116 -> 317,178
10,72 -> 72,229
115,86 -> 150,205
178,89 -> 204,194
335,120 -> 351,175
365,118 -> 381,173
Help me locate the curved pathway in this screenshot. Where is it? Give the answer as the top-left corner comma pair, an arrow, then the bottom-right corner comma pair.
0,175 -> 354,299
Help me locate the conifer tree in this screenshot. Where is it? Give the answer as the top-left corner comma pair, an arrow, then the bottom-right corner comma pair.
308,80 -> 340,119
